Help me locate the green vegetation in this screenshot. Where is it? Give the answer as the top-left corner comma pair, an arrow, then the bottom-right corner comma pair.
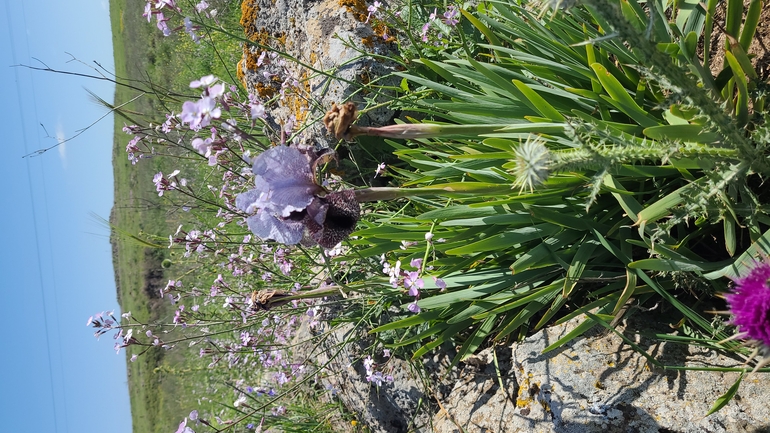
109,1 -> 189,431
103,0 -> 770,431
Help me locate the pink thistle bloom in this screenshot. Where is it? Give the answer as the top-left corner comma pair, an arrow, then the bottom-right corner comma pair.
727,260 -> 770,348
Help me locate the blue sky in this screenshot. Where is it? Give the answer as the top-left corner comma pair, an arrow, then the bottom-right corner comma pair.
1,1 -> 132,432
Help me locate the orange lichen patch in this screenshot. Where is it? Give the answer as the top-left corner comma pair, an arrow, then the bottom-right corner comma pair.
361,35 -> 377,48
515,373 -> 539,408
276,32 -> 287,47
249,28 -> 271,45
244,47 -> 260,71
339,0 -> 368,22
371,21 -> 396,43
240,0 -> 260,36
254,82 -> 277,99
283,70 -> 312,125
359,69 -> 370,86
237,59 -> 246,85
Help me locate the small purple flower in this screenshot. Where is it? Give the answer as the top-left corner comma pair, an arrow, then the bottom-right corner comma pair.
180,97 -> 221,130
407,301 -> 421,313
156,12 -> 171,36
250,101 -> 266,119
143,2 -> 152,22
365,1 -> 381,23
191,137 -> 213,155
272,405 -> 286,416
420,21 -> 431,42
434,277 -> 447,291
726,260 -> 770,348
375,162 -> 386,177
404,271 -> 423,296
190,75 -> 217,88
443,6 -> 459,26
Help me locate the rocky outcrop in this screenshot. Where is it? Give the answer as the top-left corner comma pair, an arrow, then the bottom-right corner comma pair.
238,0 -> 398,149
431,316 -> 770,433
302,314 -> 770,433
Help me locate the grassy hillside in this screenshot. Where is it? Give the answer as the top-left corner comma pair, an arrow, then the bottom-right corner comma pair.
109,0 -> 246,430
109,1 -> 184,431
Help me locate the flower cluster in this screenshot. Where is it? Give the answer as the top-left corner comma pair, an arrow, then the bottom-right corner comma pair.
420,5 -> 461,43
363,355 -> 394,386
382,252 -> 446,314
152,170 -> 181,196
181,76 -> 224,130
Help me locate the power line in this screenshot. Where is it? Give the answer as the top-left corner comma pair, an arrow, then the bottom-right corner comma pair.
17,0 -> 71,431
5,2 -> 62,432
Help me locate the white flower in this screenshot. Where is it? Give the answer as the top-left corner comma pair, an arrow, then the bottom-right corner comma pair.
512,135 -> 551,193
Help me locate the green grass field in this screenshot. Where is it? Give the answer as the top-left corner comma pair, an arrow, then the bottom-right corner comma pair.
109,1 -> 251,430
109,1 -> 188,431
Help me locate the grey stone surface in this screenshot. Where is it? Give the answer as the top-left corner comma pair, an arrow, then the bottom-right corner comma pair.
296,311 -> 770,433
294,317 -> 446,433
239,0 -> 398,149
431,316 -> 770,433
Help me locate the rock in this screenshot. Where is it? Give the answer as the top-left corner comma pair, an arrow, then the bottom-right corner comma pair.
292,303 -> 770,433
431,316 -> 770,433
298,316 -> 459,433
238,0 -> 398,149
